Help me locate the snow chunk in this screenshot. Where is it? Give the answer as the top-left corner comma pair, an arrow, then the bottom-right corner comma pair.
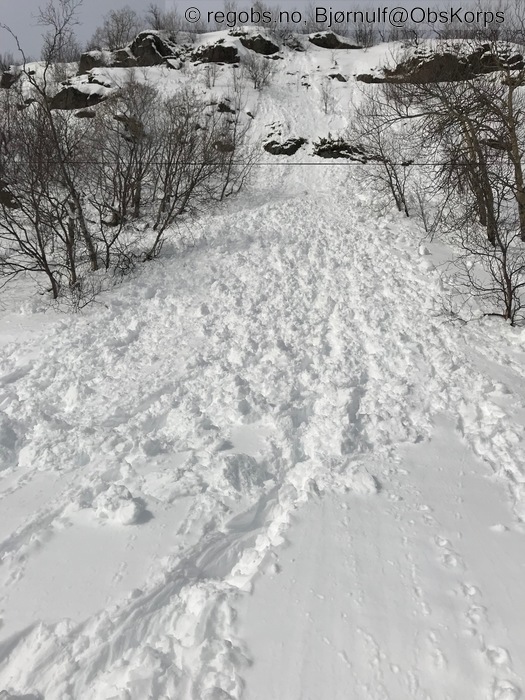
222,453 -> 272,494
93,484 -> 147,525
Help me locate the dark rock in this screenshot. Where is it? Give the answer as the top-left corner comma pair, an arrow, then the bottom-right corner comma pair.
264,137 -> 307,155
78,51 -> 106,74
0,71 -> 18,89
112,48 -> 137,68
313,136 -> 380,161
328,73 -> 348,82
192,41 -> 239,64
114,114 -> 145,140
217,100 -> 235,114
361,45 -> 525,85
309,32 -> 360,50
355,73 -> 381,84
129,31 -> 177,66
0,181 -> 18,209
74,108 -> 97,118
214,139 -> 235,153
49,86 -> 108,110
240,34 -> 279,55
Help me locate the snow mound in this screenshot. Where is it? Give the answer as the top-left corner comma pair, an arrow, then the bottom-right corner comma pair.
92,484 -> 147,525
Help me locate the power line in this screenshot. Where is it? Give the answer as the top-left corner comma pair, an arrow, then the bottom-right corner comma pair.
0,160 -> 470,166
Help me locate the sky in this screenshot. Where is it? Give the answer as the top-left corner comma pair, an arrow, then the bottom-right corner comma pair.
1,0 -> 375,57
0,0 -> 502,58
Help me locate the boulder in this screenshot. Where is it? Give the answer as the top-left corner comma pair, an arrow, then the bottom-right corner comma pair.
129,31 -> 177,66
308,32 -> 360,49
359,45 -> 525,85
217,100 -> 235,114
78,51 -> 106,74
328,73 -> 348,82
264,137 -> 307,155
49,86 -> 108,110
74,108 -> 97,118
112,48 -> 137,68
240,34 -> 279,55
214,139 -> 235,153
192,41 -> 239,64
0,71 -> 18,89
313,136 -> 380,161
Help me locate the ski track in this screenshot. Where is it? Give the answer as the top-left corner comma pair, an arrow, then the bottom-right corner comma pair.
0,159 -> 524,699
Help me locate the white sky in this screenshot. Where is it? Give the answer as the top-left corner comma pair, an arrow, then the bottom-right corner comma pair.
0,0 -> 499,58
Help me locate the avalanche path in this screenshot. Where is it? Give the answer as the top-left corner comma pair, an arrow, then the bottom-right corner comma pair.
0,166 -> 524,699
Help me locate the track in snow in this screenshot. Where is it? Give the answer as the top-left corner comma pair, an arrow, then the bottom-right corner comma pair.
0,168 -> 524,699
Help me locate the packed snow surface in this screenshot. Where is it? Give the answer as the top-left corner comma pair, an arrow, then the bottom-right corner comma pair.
1,35 -> 525,700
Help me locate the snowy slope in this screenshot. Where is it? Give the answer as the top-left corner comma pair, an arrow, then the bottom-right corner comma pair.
1,35 -> 525,700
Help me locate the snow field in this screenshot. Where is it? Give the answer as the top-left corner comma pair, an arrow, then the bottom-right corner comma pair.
0,35 -> 525,699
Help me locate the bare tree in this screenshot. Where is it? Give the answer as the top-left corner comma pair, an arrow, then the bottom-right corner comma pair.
0,52 -> 15,72
241,52 -> 276,90
87,6 -> 142,50
144,3 -> 181,34
1,0 -> 99,278
351,87 -> 414,216
319,77 -> 335,115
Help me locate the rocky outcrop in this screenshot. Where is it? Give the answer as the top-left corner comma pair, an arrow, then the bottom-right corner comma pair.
357,44 -> 525,84
328,73 -> 348,82
264,137 -> 307,155
78,31 -> 180,74
240,34 -> 279,56
49,86 -> 108,110
78,52 -> 107,74
308,32 -> 360,50
0,71 -> 19,89
74,108 -> 97,118
129,32 -> 178,66
313,136 -> 380,161
192,40 -> 239,64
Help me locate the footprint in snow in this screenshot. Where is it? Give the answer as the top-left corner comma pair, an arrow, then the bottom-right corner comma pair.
440,551 -> 463,569
434,536 -> 451,548
493,679 -> 521,700
486,647 -> 511,667
466,604 -> 487,625
461,583 -> 480,598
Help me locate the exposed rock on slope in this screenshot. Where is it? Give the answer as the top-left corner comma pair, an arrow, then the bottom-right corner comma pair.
308,32 -> 360,49
50,83 -> 112,110
264,137 -> 307,155
78,31 -> 181,73
240,33 -> 280,55
192,39 -> 239,64
357,43 -> 524,84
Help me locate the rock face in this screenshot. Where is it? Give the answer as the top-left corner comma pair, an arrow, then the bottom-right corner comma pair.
78,52 -> 106,74
0,181 -> 18,208
308,32 -> 360,49
74,108 -> 97,118
239,34 -> 279,55
192,40 -> 239,64
49,86 -> 108,110
0,71 -> 19,89
264,138 -> 307,155
313,136 -> 380,161
129,32 -> 177,66
78,32 -> 180,74
357,44 -> 525,84
217,100 -> 235,114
